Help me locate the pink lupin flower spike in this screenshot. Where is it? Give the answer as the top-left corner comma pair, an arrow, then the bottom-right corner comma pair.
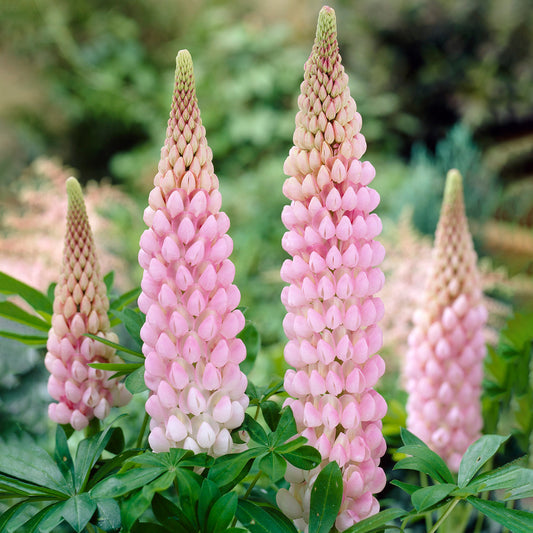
138,50 -> 248,456
45,177 -> 131,431
404,169 -> 487,472
277,7 -> 387,531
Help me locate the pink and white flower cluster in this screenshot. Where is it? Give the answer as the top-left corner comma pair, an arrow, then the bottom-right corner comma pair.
46,177 -> 131,431
405,169 -> 487,471
277,7 -> 387,531
138,50 -> 248,456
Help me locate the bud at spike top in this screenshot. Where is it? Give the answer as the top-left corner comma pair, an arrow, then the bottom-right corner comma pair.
404,169 -> 488,472
45,177 -> 131,431
277,7 -> 387,531
138,50 -> 248,457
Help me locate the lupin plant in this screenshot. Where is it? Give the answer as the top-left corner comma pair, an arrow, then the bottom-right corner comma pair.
45,177 -> 131,431
0,7 -> 533,533
404,169 -> 487,471
138,49 -> 249,456
277,6 -> 387,531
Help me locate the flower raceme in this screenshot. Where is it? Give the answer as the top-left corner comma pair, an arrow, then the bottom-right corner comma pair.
277,6 -> 387,531
405,169 -> 487,471
138,50 -> 248,457
45,177 -> 131,431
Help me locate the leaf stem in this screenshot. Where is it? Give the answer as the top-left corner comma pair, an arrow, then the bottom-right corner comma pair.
136,412 -> 150,449
428,498 -> 460,533
231,470 -> 263,527
420,472 -> 433,531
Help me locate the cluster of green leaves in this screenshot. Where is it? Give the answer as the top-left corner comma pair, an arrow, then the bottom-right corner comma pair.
0,406 -> 322,532
384,429 -> 533,533
0,422 -> 127,532
483,311 -> 533,459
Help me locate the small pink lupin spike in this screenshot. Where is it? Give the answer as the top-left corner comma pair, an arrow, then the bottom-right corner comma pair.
138,50 -> 248,457
45,177 -> 131,431
277,6 -> 387,531
404,169 -> 487,471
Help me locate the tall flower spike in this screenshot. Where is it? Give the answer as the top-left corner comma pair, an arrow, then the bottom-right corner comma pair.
45,177 -> 131,431
277,7 -> 387,531
404,169 -> 487,471
138,50 -> 248,456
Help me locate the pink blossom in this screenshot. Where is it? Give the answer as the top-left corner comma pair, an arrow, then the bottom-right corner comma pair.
404,169 -> 487,471
45,178 -> 131,430
139,50 -> 248,456
276,7 -> 387,531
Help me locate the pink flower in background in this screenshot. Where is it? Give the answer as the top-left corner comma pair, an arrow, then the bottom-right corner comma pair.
45,177 -> 131,431
277,6 -> 387,531
404,169 -> 487,471
138,50 -> 248,456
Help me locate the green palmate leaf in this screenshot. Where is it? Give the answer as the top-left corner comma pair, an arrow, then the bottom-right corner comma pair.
207,491 -> 238,533
260,379 -> 285,402
343,508 -> 408,533
54,426 -> 75,487
0,440 -> 71,496
74,420 -> 124,492
175,469 -> 201,530
390,479 -> 420,495
125,365 -> 148,394
246,381 -> 260,402
151,492 -> 181,529
88,449 -> 141,489
0,301 -> 50,331
164,448 -> 196,467
0,271 -> 53,316
467,496 -> 533,533
258,452 -> 286,482
275,436 -> 308,454
85,333 -> 144,358
271,407 -> 298,447
458,434 -> 509,487
236,500 -> 298,533
207,449 -> 260,492
0,500 -> 30,532
62,493 -> 97,532
467,464 -> 533,499
112,308 -> 144,347
132,523 -> 170,533
90,467 -> 164,499
123,471 -> 177,531
281,445 -> 321,471
238,322 -> 260,375
198,479 -> 220,532
0,330 -> 48,346
19,501 -> 66,533
400,427 -> 427,447
180,452 -> 213,469
104,271 -> 115,292
309,461 -> 343,533
96,498 -> 122,531
395,444 -> 455,484
105,427 -> 126,455
242,414 -> 268,445
110,287 -> 142,311
89,362 -> 143,372
261,400 -> 282,431
0,474 -> 59,499
411,483 -> 456,512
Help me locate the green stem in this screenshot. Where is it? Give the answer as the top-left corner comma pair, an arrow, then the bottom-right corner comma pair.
420,472 -> 433,532
136,412 -> 150,449
231,470 -> 263,527
428,498 -> 460,533
254,404 -> 261,420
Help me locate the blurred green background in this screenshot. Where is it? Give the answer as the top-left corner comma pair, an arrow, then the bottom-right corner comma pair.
0,0 -> 532,437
